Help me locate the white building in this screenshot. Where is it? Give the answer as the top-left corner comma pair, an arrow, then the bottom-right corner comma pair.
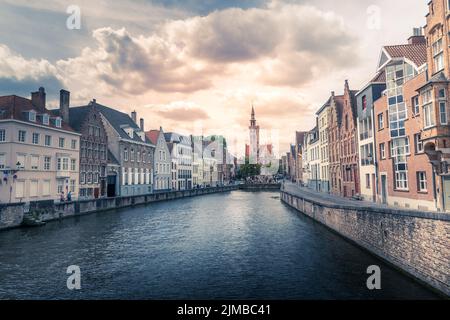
146,127 -> 171,191
165,133 -> 193,190
0,88 -> 80,203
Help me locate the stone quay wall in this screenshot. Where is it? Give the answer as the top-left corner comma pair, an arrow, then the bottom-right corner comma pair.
281,190 -> 450,297
0,185 -> 238,231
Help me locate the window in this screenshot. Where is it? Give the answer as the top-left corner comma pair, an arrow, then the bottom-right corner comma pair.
32,133 -> 39,145
137,151 -> 140,163
45,135 -> 51,146
130,149 -> 135,162
380,143 -> 386,159
31,156 -> 39,170
16,154 -> 26,169
59,137 -> 65,148
70,180 -> 76,193
62,158 -> 68,171
58,157 -> 69,171
42,180 -> 50,196
71,159 -> 76,171
18,130 -> 26,142
415,134 -> 424,153
71,139 -> 77,149
55,117 -> 62,128
440,102 -> 448,124
366,174 -> 370,189
417,172 -> 427,192
432,38 -> 444,73
44,156 -> 51,171
0,129 -> 5,142
42,114 -> 49,125
0,154 -> 5,169
57,180 -> 64,194
377,113 -> 384,130
124,148 -> 129,161
412,96 -> 420,115
30,180 -> 38,197
395,171 -> 409,190
29,111 -> 36,122
362,95 -> 367,110
15,181 -> 25,198
422,90 -> 435,128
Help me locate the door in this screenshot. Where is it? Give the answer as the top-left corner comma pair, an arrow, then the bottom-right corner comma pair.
381,175 -> 387,205
443,176 -> 450,211
107,175 -> 116,198
371,173 -> 376,202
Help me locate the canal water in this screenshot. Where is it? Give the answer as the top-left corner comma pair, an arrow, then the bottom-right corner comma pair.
0,191 -> 439,299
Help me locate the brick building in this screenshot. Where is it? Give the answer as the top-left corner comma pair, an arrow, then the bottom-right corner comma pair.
374,32 -> 437,210
339,80 -> 360,198
419,0 -> 450,211
66,100 -> 108,199
328,91 -> 344,196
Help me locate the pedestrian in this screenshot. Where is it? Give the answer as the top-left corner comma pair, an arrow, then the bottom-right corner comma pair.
60,191 -> 65,202
67,191 -> 72,202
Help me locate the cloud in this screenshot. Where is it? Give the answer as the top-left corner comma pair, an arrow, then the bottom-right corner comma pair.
147,101 -> 210,122
0,3 -> 361,97
0,44 -> 63,97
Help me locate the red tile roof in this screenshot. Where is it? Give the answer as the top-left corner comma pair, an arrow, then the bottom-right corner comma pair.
145,130 -> 160,145
0,95 -> 75,132
371,70 -> 386,83
383,44 -> 427,67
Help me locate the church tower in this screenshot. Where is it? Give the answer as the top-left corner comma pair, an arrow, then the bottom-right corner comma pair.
248,105 -> 260,164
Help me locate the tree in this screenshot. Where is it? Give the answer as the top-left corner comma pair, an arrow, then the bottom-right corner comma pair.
238,157 -> 261,179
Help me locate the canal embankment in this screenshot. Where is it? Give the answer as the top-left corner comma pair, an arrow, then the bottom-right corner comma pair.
281,187 -> 450,297
0,185 -> 239,231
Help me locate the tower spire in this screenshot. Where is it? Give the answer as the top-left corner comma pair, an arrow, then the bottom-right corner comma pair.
250,104 -> 256,127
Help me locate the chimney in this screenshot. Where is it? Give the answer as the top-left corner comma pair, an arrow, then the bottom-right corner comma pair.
140,118 -> 144,131
408,27 -> 426,45
331,91 -> 335,97
60,90 -> 70,123
31,87 -> 46,109
131,110 -> 137,124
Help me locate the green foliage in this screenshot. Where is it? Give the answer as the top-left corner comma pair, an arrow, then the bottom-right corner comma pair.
238,157 -> 261,179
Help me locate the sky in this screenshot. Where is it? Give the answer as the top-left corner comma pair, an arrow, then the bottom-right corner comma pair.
0,0 -> 429,158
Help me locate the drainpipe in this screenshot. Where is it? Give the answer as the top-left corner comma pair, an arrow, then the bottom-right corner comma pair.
372,107 -> 380,203
432,166 -> 438,211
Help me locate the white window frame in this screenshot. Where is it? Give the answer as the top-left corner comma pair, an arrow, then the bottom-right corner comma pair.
32,133 -> 39,145
0,129 -> 5,142
18,130 -> 26,143
417,171 -> 427,192
45,135 -> 51,146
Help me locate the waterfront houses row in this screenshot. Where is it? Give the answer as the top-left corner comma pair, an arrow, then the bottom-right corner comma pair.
285,0 -> 450,213
0,90 -> 236,204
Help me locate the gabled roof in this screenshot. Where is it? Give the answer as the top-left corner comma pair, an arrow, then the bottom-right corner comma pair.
107,150 -> 120,166
146,130 -> 161,145
379,43 -> 427,70
86,102 -> 152,145
67,106 -> 90,132
164,132 -> 191,146
0,95 -> 74,132
295,131 -> 306,146
370,70 -> 386,83
331,95 -> 345,125
316,96 -> 332,116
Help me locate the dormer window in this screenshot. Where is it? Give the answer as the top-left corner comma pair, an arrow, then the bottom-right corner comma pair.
55,117 -> 62,128
29,111 -> 36,122
122,126 -> 134,139
42,114 -> 50,125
